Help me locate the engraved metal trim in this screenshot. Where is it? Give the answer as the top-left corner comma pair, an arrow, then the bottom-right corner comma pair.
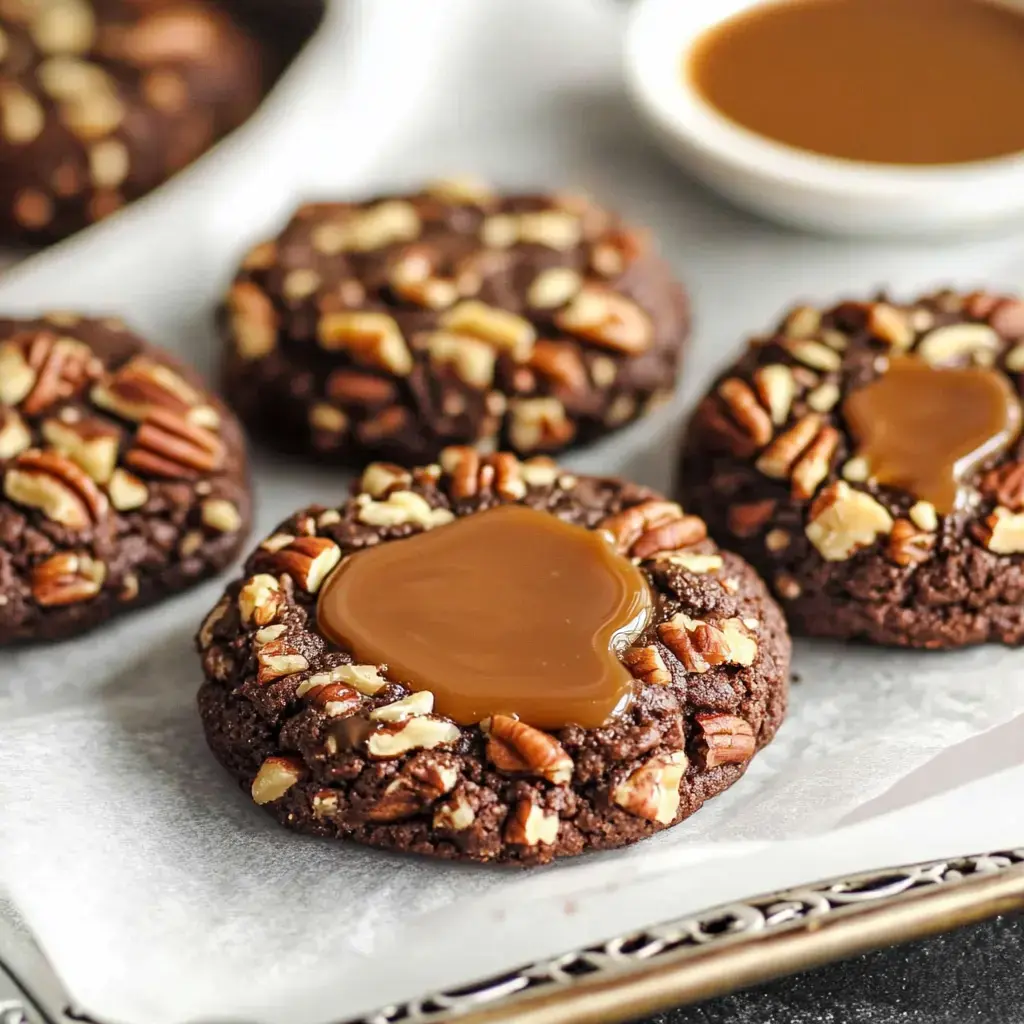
346,850 -> 1024,1024
0,851 -> 1022,1024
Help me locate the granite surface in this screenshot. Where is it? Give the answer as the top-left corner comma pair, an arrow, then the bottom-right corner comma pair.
645,914 -> 1024,1024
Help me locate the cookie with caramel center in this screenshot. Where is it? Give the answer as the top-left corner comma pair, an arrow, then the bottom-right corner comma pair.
196,449 -> 789,865
679,288 -> 1024,649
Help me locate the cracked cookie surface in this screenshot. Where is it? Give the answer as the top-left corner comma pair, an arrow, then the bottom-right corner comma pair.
196,449 -> 789,865
679,289 -> 1024,648
220,180 -> 690,466
0,313 -> 250,644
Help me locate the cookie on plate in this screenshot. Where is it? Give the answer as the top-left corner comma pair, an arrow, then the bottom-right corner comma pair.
0,314 -> 250,644
0,0 -> 265,244
221,180 -> 690,465
197,448 -> 788,865
679,289 -> 1024,648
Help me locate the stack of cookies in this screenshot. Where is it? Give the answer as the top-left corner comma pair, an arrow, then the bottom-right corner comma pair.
6,170 -> 1022,867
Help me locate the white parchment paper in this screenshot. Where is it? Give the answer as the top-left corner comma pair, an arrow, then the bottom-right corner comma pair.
1,2 -> 1024,1022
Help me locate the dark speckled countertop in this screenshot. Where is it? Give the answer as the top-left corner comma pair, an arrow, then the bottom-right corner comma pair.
641,915 -> 1023,1024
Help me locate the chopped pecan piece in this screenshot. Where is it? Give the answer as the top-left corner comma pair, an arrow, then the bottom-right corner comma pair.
367,756 -> 459,822
0,409 -> 32,460
261,536 -> 341,593
366,717 -> 461,759
612,750 -> 687,824
554,285 -> 652,354
41,415 -> 120,483
356,490 -> 454,530
483,715 -> 573,784
256,640 -> 309,684
433,791 -> 476,831
508,397 -> 575,453
916,323 -> 1000,367
237,573 -> 285,627
695,713 -> 756,769
887,518 -> 935,566
753,364 -> 796,425
228,280 -> 278,360
4,332 -> 102,415
981,462 -> 1024,512
440,447 -> 526,501
504,796 -> 560,846
369,691 -> 434,722
31,551 -> 106,606
805,482 -> 893,562
317,311 -> 413,376
622,645 -> 671,686
658,614 -> 757,673
251,756 -> 304,805
974,506 -> 1024,554
439,300 -> 536,362
358,462 -> 412,498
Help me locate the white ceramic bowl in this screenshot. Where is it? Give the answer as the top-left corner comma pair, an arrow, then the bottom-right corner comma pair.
624,0 -> 1024,237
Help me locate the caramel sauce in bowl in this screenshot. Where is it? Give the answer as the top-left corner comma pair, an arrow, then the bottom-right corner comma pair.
624,0 -> 1024,236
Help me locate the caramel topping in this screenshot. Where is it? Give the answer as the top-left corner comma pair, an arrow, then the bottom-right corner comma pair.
317,504 -> 652,729
844,356 -> 1022,514
690,0 -> 1024,167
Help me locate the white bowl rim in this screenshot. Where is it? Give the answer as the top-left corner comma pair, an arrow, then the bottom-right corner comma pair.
624,0 -> 1024,199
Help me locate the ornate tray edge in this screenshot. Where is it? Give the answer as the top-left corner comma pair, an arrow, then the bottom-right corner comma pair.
348,849 -> 1024,1024
1,850 -> 1022,1024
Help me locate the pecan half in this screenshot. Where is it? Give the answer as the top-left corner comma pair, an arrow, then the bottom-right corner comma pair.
483,715 -> 573,784
91,356 -> 201,422
440,447 -> 526,501
695,713 -> 755,769
612,750 -> 688,824
260,536 -> 341,593
2,332 -> 102,415
125,408 -> 224,479
717,377 -> 772,447
4,448 -> 108,529
251,756 -> 305,805
599,500 -> 706,561
31,551 -> 106,606
504,796 -> 560,847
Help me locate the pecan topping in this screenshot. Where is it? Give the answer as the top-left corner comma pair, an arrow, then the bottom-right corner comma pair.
504,796 -> 560,846
753,364 -> 796,426
238,573 -> 285,627
91,357 -> 202,422
916,323 -> 1000,367
365,716 -> 461,759
256,639 -> 309,684
658,614 -> 757,673
358,462 -> 413,499
300,664 -> 388,696
554,285 -> 652,354
369,691 -> 434,722
1,332 -> 101,414
622,645 -> 671,686
974,506 -> 1024,555
612,750 -> 687,824
301,681 -> 363,718
726,499 -> 776,538
887,518 -> 936,566
0,409 -> 32,460
107,468 -> 148,511
228,281 -> 278,360
366,756 -> 459,822
41,415 -> 120,483
426,331 -> 497,389
260,536 -> 341,593
4,448 -> 108,529
251,756 -> 305,805
528,340 -> 588,394
356,490 -> 454,530
31,551 -> 106,606
805,482 -> 894,562
125,408 -> 224,479
508,397 -> 575,453
599,500 -> 706,560
981,462 -> 1024,512
317,312 -> 413,376
433,791 -> 476,831
717,378 -> 772,447
695,714 -> 756,769
440,446 -> 526,501
482,715 -> 573,784
439,300 -> 536,362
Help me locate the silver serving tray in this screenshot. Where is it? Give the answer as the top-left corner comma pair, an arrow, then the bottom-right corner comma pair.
3,850 -> 1022,1024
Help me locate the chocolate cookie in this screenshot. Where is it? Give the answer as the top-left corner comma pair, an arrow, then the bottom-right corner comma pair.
0,0 -> 265,244
221,180 -> 690,466
0,314 -> 250,644
679,289 -> 1024,649
196,448 -> 789,865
